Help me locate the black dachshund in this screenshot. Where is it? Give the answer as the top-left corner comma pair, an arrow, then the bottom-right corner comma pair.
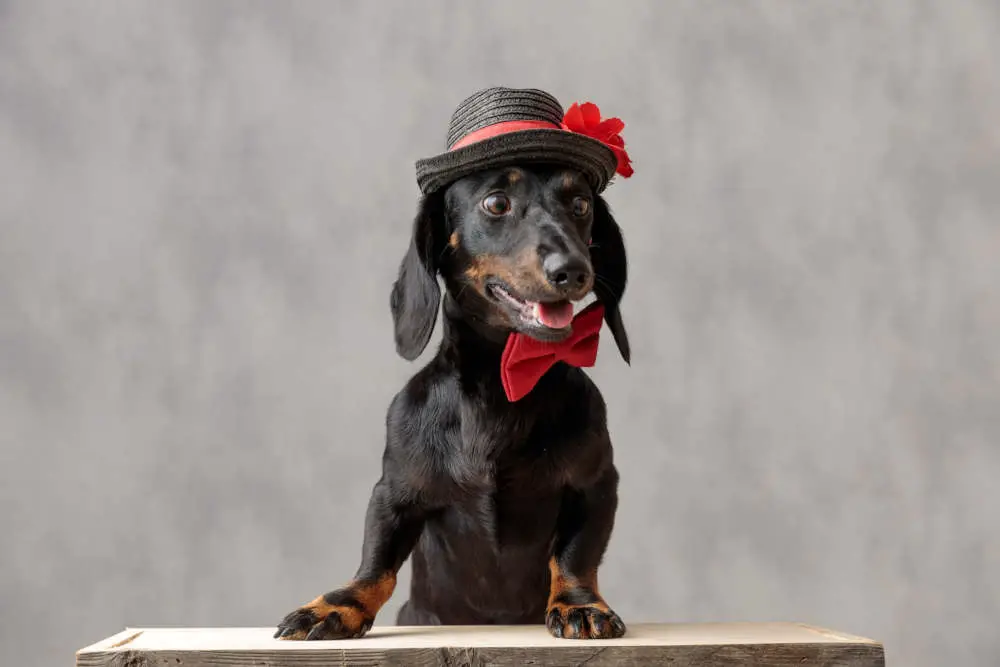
275,162 -> 630,641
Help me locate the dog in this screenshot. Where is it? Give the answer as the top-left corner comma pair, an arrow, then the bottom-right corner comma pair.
275,87 -> 633,641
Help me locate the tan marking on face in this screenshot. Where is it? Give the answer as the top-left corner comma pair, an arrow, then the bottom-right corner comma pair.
449,231 -> 459,248
464,248 -> 551,297
507,168 -> 522,185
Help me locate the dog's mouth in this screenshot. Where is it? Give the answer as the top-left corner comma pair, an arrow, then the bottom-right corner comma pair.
486,282 -> 576,334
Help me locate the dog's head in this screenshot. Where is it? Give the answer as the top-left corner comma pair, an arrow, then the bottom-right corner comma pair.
390,164 -> 629,362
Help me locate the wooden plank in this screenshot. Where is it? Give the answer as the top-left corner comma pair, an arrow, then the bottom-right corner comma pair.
76,622 -> 885,666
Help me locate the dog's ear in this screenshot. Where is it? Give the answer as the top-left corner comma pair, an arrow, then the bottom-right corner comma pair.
591,195 -> 630,364
391,192 -> 446,360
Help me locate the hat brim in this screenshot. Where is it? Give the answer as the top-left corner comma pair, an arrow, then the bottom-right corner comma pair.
415,129 -> 618,195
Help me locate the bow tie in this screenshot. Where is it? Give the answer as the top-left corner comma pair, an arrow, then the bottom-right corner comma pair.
500,302 -> 605,402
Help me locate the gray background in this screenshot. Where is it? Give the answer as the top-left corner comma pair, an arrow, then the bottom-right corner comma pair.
1,1 -> 997,665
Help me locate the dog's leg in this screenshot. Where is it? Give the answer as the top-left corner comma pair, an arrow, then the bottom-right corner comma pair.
546,466 -> 627,639
275,479 -> 424,640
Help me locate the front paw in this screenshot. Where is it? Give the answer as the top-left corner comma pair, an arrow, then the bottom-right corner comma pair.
546,602 -> 626,640
274,596 -> 373,640
275,575 -> 396,640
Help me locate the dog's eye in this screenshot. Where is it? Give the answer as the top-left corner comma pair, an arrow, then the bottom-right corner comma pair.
482,193 -> 510,216
571,196 -> 591,217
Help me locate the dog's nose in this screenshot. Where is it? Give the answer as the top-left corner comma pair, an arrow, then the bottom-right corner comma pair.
543,253 -> 592,293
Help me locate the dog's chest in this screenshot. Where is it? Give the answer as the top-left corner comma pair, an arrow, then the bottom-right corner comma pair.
448,404 -> 601,495
446,433 -> 567,549
447,441 -> 566,496
421,402 -> 607,550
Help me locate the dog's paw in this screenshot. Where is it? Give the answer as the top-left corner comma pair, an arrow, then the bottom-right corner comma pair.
546,602 -> 626,640
275,575 -> 396,641
274,594 -> 373,640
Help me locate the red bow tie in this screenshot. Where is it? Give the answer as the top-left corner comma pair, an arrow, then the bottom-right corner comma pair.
500,302 -> 605,402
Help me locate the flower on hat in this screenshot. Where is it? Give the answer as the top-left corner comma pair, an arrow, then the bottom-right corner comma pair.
562,102 -> 634,178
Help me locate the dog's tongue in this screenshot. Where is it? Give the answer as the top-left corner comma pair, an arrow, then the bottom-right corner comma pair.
533,301 -> 574,329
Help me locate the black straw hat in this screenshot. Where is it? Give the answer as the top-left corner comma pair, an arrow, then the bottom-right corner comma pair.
415,87 -> 633,195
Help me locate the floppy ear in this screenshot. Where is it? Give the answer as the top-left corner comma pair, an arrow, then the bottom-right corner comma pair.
590,195 -> 631,364
390,192 -> 446,360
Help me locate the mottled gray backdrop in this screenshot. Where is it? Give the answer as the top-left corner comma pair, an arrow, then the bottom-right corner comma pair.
1,1 -> 998,665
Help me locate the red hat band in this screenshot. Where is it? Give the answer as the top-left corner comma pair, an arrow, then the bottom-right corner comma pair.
448,102 -> 633,179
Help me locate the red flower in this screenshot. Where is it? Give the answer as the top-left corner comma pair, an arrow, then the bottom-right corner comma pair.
562,102 -> 634,178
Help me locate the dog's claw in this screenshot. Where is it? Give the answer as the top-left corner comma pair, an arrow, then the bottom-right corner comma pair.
274,607 -> 320,640
546,608 -> 565,638
305,612 -> 343,640
609,613 -> 627,637
586,608 -> 608,637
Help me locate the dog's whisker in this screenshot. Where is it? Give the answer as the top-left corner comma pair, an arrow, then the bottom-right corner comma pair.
594,273 -> 622,292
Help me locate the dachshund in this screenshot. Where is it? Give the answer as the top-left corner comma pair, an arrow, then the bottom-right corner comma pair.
275,163 -> 630,641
